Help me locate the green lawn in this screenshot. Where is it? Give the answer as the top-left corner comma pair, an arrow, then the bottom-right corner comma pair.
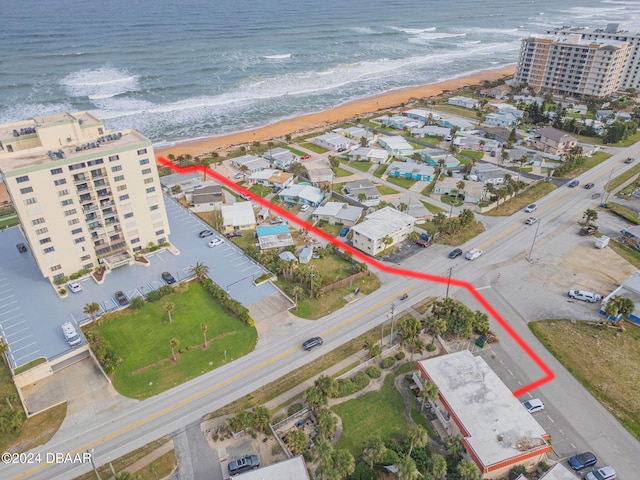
249,185 -> 273,197
92,282 -> 257,399
385,175 -> 417,189
333,373 -> 411,455
560,151 -> 612,178
300,142 -> 329,154
431,104 -> 478,119
0,216 -> 19,230
376,185 -> 399,195
288,147 -> 307,156
420,200 -> 446,214
460,150 -> 484,160
346,160 -> 372,172
602,202 -> 640,225
334,167 -> 352,177
607,163 -> 640,191
608,238 -> 640,269
373,164 -> 389,178
440,194 -> 463,206
482,181 -> 557,216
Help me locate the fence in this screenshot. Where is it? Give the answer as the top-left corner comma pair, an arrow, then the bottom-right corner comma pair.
321,270 -> 369,293
335,344 -> 400,380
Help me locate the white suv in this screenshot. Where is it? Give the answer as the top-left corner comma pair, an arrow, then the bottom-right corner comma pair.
585,466 -> 616,480
465,248 -> 483,260
568,290 -> 601,303
61,322 -> 82,346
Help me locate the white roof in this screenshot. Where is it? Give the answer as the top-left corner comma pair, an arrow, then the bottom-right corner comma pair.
412,126 -> 450,136
249,168 -> 280,181
418,351 -> 548,468
378,135 -> 414,151
221,201 -> 256,227
233,456 -> 310,480
405,108 -> 440,120
233,154 -> 262,165
349,147 -> 388,160
313,201 -> 363,223
351,206 -> 415,239
279,184 -> 324,204
539,464 -> 581,480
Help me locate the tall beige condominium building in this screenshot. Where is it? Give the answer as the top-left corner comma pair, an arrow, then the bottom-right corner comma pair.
0,112 -> 170,282
514,33 -> 630,97
546,23 -> 640,91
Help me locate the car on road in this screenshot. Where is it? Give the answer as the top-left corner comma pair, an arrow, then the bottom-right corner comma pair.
225,231 -> 242,239
339,227 -> 350,237
568,452 -> 597,471
465,248 -> 483,260
584,182 -> 595,189
524,203 -> 537,213
522,398 -> 544,413
67,282 -> 83,293
525,217 -> 538,225
568,289 -> 601,303
302,336 -> 323,350
16,243 -> 27,253
208,238 -> 224,248
269,217 -> 283,225
199,229 -> 214,238
300,204 -> 310,212
228,454 -> 260,475
399,293 -> 409,300
115,291 -> 129,306
448,248 -> 463,259
568,179 -> 580,188
162,272 -> 176,285
300,154 -> 312,159
624,157 -> 635,164
61,322 -> 82,346
584,466 -> 617,480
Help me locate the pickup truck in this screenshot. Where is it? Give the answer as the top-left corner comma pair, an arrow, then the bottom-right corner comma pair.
579,225 -> 598,236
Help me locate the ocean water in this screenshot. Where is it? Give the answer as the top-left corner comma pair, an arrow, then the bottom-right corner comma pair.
2,0 -> 640,147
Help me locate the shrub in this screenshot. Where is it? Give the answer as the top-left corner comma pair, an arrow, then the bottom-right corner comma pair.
395,351 -> 405,361
58,288 -> 67,296
381,357 -> 396,369
272,413 -> 287,424
381,448 -> 399,465
334,371 -> 370,397
352,462 -> 377,480
365,366 -> 381,378
53,276 -> 69,286
426,343 -> 437,352
145,290 -> 162,302
130,297 -> 145,310
157,285 -> 174,297
287,403 -> 304,415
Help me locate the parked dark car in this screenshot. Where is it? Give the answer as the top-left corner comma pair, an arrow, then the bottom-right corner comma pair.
114,291 -> 129,306
448,248 -> 463,259
228,455 -> 260,475
568,452 -> 597,471
225,231 -> 242,238
339,227 -> 350,237
302,336 -> 323,351
162,272 -> 176,285
199,229 -> 214,238
16,243 -> 27,253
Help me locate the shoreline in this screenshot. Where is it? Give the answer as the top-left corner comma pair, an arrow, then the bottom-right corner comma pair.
155,64 -> 516,159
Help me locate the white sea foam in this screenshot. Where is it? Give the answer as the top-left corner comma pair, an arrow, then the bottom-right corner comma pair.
60,67 -> 138,100
408,32 -> 467,44
389,26 -> 436,34
263,54 -> 292,59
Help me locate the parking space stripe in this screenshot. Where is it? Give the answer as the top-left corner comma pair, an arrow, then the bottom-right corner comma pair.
3,320 -> 26,330
0,306 -> 21,316
11,340 -> 37,352
5,327 -> 30,338
0,313 -> 24,323
14,349 -> 41,362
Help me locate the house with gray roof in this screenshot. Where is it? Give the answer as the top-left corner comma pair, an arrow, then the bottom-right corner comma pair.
531,127 -> 578,156
312,201 -> 363,226
344,179 -> 381,206
312,132 -> 358,152
264,147 -> 299,170
411,125 -> 451,138
405,108 -> 441,123
221,201 -> 256,233
334,127 -> 374,142
418,150 -> 460,169
382,114 -> 423,130
348,147 -> 389,164
438,116 -> 474,132
231,154 -> 269,174
448,96 -> 479,109
192,185 -> 223,212
278,184 -> 325,206
377,135 -> 414,157
484,112 -> 518,128
471,163 -> 508,185
351,206 -> 415,256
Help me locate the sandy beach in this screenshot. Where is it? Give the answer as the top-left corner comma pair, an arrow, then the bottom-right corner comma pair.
156,65 -> 516,159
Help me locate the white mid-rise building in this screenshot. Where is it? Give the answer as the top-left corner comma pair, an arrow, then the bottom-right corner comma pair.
0,112 -> 170,282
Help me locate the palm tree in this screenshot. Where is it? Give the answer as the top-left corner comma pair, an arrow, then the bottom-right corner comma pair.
445,435 -> 465,460
169,338 -> 179,362
398,202 -> 408,213
83,302 -> 101,321
362,437 -> 386,469
304,386 -> 327,412
431,454 -> 447,479
164,302 -> 175,322
357,193 -> 367,203
406,424 -> 428,456
332,449 -> 355,478
456,180 -> 465,199
290,285 -> 304,308
424,315 -> 447,344
188,262 -> 209,282
201,323 -> 208,348
419,380 -> 439,411
382,236 -> 393,251
315,439 -> 334,474
317,410 -> 338,440
457,460 -> 481,480
583,209 -> 598,226
285,429 -> 307,455
396,455 -> 420,480
0,339 -> 8,357
364,339 -> 381,359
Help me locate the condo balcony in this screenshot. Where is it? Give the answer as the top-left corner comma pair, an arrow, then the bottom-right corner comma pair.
100,200 -> 115,209
88,222 -> 103,231
79,194 -> 95,204
97,189 -> 112,198
91,169 -> 107,179
83,204 -> 98,213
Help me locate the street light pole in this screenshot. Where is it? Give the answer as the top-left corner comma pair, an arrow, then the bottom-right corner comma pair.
389,303 -> 396,345
602,167 -> 614,205
527,219 -> 541,262
445,267 -> 453,300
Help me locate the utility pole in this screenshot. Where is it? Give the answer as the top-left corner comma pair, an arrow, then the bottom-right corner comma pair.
445,267 -> 453,300
389,303 -> 396,345
602,167 -> 614,205
527,219 -> 541,262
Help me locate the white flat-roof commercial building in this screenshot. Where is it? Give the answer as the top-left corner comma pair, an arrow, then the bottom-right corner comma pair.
312,132 -> 358,152
351,206 -> 414,256
377,136 -> 414,157
233,455 -> 310,480
221,201 -> 256,233
0,111 -> 170,281
418,351 -> 551,479
312,201 -> 363,226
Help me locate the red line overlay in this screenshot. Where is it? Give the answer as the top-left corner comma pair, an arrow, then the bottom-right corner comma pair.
157,157 -> 554,396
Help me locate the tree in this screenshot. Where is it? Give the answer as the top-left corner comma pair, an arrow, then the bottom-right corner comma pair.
252,406 -> 271,433
188,262 -> 209,282
406,424 -> 428,456
424,315 -> 447,344
582,209 -> 598,226
364,339 -> 381,359
396,455 -> 420,480
362,437 -> 386,469
164,302 -> 175,322
418,380 -> 439,411
398,202 -> 408,213
316,439 -> 334,476
315,374 -> 338,398
358,193 -> 367,203
457,460 -> 481,480
382,236 -> 393,251
169,337 -> 179,362
332,449 -> 355,478
290,284 -> 304,307
286,429 -> 307,455
398,316 -> 421,345
304,386 -> 328,412
616,296 -> 635,320
83,302 -> 100,321
409,337 -> 425,362
430,454 -> 447,479
201,322 -> 208,348
472,310 -> 490,335
318,409 -> 338,440
445,435 -> 464,460
456,180 -> 465,199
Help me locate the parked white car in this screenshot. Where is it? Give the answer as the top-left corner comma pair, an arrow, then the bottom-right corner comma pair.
67,282 -> 83,293
465,248 -> 483,260
208,238 -> 224,248
522,398 -> 544,413
300,204 -> 310,212
568,290 -> 601,303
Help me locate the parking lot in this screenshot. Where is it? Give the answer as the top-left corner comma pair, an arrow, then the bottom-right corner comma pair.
0,195 -> 278,371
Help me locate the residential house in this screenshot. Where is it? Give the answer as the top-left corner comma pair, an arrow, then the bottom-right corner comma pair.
418,150 -> 460,169
279,251 -> 297,262
417,351 -> 550,479
344,179 -> 382,206
348,147 -> 389,164
305,162 -> 335,186
454,135 -> 500,153
471,163 -> 508,185
248,169 -> 295,190
231,154 -> 269,174
221,201 -> 256,233
480,84 -> 512,99
312,132 -> 358,152
561,103 -> 588,116
433,176 -> 486,204
531,127 -> 578,156
600,270 -> 640,326
411,125 -> 451,138
595,109 -> 613,121
350,206 -> 415,256
278,184 -> 325,206
298,247 -> 313,264
480,127 -> 512,145
191,185 -> 223,212
382,114 -> 423,130
312,201 -> 363,226
387,161 -> 434,181
438,116 -> 475,132
512,95 -> 544,106
264,147 -> 299,170
448,96 -> 479,109
160,172 -> 203,194
377,135 -> 414,157
488,103 -> 524,118
334,126 -> 374,142
256,224 -> 294,250
404,108 -> 440,123
484,112 -> 519,128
